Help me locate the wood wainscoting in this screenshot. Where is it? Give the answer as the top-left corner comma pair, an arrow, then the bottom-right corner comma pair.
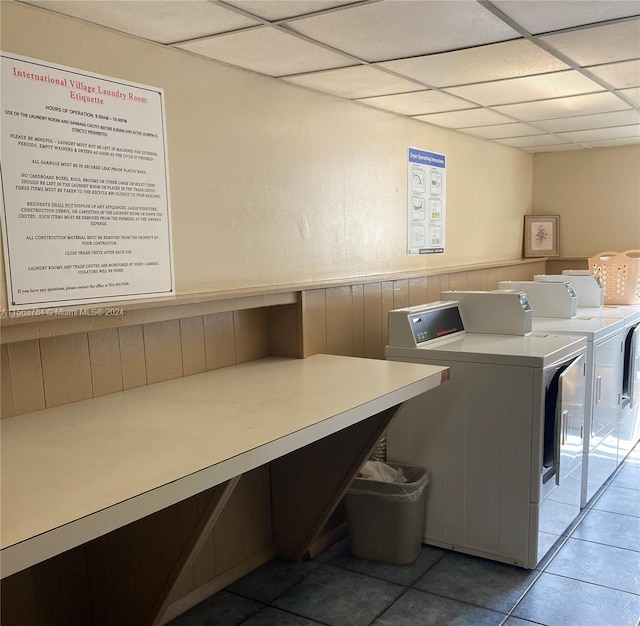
0,258 -> 548,624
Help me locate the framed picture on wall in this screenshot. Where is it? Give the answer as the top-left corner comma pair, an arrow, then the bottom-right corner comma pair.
523,215 -> 559,257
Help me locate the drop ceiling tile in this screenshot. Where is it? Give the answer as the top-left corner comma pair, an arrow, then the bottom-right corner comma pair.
378,40 -> 568,88
358,91 -> 473,116
176,27 -> 354,76
461,122 -> 547,139
582,136 -> 640,148
21,0 -> 260,44
493,91 -> 631,121
281,65 -> 421,99
525,144 -> 586,153
558,125 -> 640,142
619,86 -> 640,106
413,108 -> 513,129
224,0 -> 361,21
445,70 -> 603,106
490,0 -> 640,35
286,0 -> 519,62
541,20 -> 640,66
535,109 -> 640,132
588,59 -> 640,89
497,134 -> 571,148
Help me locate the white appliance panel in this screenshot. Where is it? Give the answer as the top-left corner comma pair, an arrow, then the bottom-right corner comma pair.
530,316 -> 624,506
573,305 -> 640,462
440,290 -> 533,335
535,274 -> 604,307
385,301 -> 586,569
388,360 -> 534,564
578,305 -> 640,326
498,281 -> 578,318
386,332 -> 587,368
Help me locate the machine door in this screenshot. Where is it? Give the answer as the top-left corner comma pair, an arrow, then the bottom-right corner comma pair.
621,323 -> 640,410
590,334 -> 623,445
538,354 -> 585,564
541,354 -> 585,501
618,323 -> 640,464
587,333 -> 623,502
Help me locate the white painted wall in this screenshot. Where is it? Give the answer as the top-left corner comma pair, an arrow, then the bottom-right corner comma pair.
1,1 -> 535,308
533,145 -> 640,257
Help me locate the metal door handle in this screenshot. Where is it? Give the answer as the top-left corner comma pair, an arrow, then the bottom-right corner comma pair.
630,339 -> 638,409
555,409 -> 566,486
595,376 -> 602,403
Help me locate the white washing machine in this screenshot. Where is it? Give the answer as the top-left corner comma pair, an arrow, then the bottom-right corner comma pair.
385,299 -> 586,569
499,281 -> 625,506
535,273 -> 640,465
575,305 -> 640,465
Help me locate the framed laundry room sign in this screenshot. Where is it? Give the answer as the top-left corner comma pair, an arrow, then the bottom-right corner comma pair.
407,147 -> 446,255
0,52 -> 174,311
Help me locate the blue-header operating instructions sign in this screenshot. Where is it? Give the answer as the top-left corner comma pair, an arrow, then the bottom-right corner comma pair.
407,147 -> 446,255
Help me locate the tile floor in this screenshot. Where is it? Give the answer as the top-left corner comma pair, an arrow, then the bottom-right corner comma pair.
169,447 -> 640,626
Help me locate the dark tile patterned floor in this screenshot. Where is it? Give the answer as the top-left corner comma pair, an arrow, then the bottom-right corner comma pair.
169,447 -> 640,626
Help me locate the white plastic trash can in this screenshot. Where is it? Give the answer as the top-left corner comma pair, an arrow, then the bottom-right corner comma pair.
345,463 -> 429,565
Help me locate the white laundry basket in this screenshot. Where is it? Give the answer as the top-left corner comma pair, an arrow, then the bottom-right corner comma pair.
589,250 -> 640,305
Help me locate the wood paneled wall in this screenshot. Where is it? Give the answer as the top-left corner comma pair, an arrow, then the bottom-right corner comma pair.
1,466 -> 272,626
545,258 -> 589,275
0,259 -> 548,624
1,305 -> 298,419
300,262 -> 546,359
1,304 -> 295,626
164,466 -> 273,613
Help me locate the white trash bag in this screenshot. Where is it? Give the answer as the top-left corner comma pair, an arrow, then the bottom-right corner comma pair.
349,461 -> 429,502
357,460 -> 407,484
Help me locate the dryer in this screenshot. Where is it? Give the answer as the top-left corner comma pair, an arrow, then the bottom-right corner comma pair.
574,304 -> 640,465
385,300 -> 586,569
499,281 -> 625,505
537,273 -> 640,465
529,315 -> 624,505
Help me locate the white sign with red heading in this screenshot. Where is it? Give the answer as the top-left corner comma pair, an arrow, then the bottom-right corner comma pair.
0,52 -> 174,310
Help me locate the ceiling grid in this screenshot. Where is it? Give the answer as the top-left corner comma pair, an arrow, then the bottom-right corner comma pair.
17,0 -> 640,153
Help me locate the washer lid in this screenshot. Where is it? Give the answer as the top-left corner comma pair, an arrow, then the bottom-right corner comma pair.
532,316 -> 624,342
577,305 -> 640,326
386,332 -> 586,368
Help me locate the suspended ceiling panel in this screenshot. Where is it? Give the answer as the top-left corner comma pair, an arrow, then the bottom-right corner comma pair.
620,87 -> 640,106
492,92 -> 632,121
377,40 -> 569,88
583,136 -> 640,147
525,144 -> 585,153
413,108 -> 514,129
282,65 -> 422,99
21,0 -> 261,44
176,26 -> 354,76
587,59 -> 640,89
286,0 -> 520,62
490,0 -> 640,35
461,122 -> 548,139
358,90 -> 474,116
497,134 -> 571,148
540,20 -> 640,66
558,124 -> 640,142
223,0 -> 363,21
16,0 -> 640,153
444,71 -> 605,106
535,109 -> 640,132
